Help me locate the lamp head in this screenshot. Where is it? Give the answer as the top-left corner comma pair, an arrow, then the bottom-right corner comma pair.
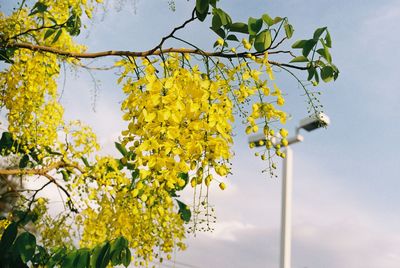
297,113 -> 330,132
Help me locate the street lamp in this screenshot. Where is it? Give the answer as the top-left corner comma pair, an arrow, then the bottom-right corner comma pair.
248,113 -> 330,268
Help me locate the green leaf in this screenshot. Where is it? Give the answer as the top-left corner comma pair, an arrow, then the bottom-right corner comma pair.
261,13 -> 274,26
115,142 -> 128,156
0,48 -> 16,64
307,66 -> 316,81
52,29 -> 62,44
62,251 -> 78,268
121,248 -> 131,267
226,34 -> 239,42
254,30 -> 272,52
291,39 -> 307,48
14,232 -> 36,263
273,16 -> 283,24
284,22 -> 294,39
196,0 -> 209,22
227,22 -> 249,34
81,157 -> 90,167
31,245 -> 49,266
177,200 -> 191,223
44,29 -> 56,40
214,8 -> 231,26
0,222 -> 18,254
196,0 -> 209,14
313,27 -> 327,41
61,170 -> 70,181
74,249 -> 90,268
211,14 -> 222,30
47,247 -> 66,267
110,237 -> 128,265
290,55 -> 308,63
302,39 -> 317,57
91,242 -> 111,268
325,30 -> 332,47
29,2 -> 48,16
66,13 -> 81,36
316,48 -> 332,63
211,27 -> 225,38
320,66 -> 334,82
209,0 -> 218,8
248,17 -> 263,36
19,154 -> 29,168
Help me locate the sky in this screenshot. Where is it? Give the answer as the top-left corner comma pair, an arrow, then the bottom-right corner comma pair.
2,0 -> 400,267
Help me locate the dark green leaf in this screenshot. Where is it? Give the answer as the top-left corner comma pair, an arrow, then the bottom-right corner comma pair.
196,0 -> 209,14
302,39 -> 317,57
313,27 -> 327,41
211,27 -> 225,38
29,2 -> 48,16
66,14 -> 81,36
47,247 -> 66,267
14,232 -> 36,263
254,30 -> 272,52
52,29 -> 62,44
44,29 -> 56,40
211,14 -> 222,30
177,200 -> 191,223
0,48 -> 16,64
196,1 -> 209,22
0,222 -> 18,254
284,22 -> 294,39
31,245 -> 49,266
91,242 -> 111,268
110,237 -> 128,265
314,70 -> 320,83
227,22 -> 249,34
209,0 -> 218,8
214,8 -> 231,26
290,55 -> 308,63
320,66 -> 334,82
74,249 -> 90,268
62,251 -> 78,268
115,142 -> 128,156
226,34 -> 239,42
307,66 -> 315,81
35,2 -> 48,12
248,17 -> 263,36
19,155 -> 29,168
291,39 -> 307,48
121,248 -> 131,267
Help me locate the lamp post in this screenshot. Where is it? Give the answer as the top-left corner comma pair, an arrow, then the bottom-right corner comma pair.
248,113 -> 330,268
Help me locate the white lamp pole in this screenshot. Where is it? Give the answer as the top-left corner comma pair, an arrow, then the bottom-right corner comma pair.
248,113 -> 330,268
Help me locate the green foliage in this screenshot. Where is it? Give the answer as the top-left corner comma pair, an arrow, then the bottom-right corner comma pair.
0,221 -> 131,268
177,200 -> 192,223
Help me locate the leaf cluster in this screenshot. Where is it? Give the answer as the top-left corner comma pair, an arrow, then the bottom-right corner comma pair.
0,221 -> 131,268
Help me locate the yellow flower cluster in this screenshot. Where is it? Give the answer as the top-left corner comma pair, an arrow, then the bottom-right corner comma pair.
1,50 -> 63,152
81,193 -> 185,265
120,54 -> 234,194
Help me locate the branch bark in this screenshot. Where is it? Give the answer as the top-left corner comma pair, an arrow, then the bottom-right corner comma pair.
1,41 -> 309,70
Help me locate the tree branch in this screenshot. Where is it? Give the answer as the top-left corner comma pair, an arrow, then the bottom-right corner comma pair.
2,41 -> 308,70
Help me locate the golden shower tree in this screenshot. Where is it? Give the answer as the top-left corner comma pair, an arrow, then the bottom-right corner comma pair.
0,0 -> 338,267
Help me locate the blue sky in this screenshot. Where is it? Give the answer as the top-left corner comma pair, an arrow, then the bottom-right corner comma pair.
2,0 -> 400,267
